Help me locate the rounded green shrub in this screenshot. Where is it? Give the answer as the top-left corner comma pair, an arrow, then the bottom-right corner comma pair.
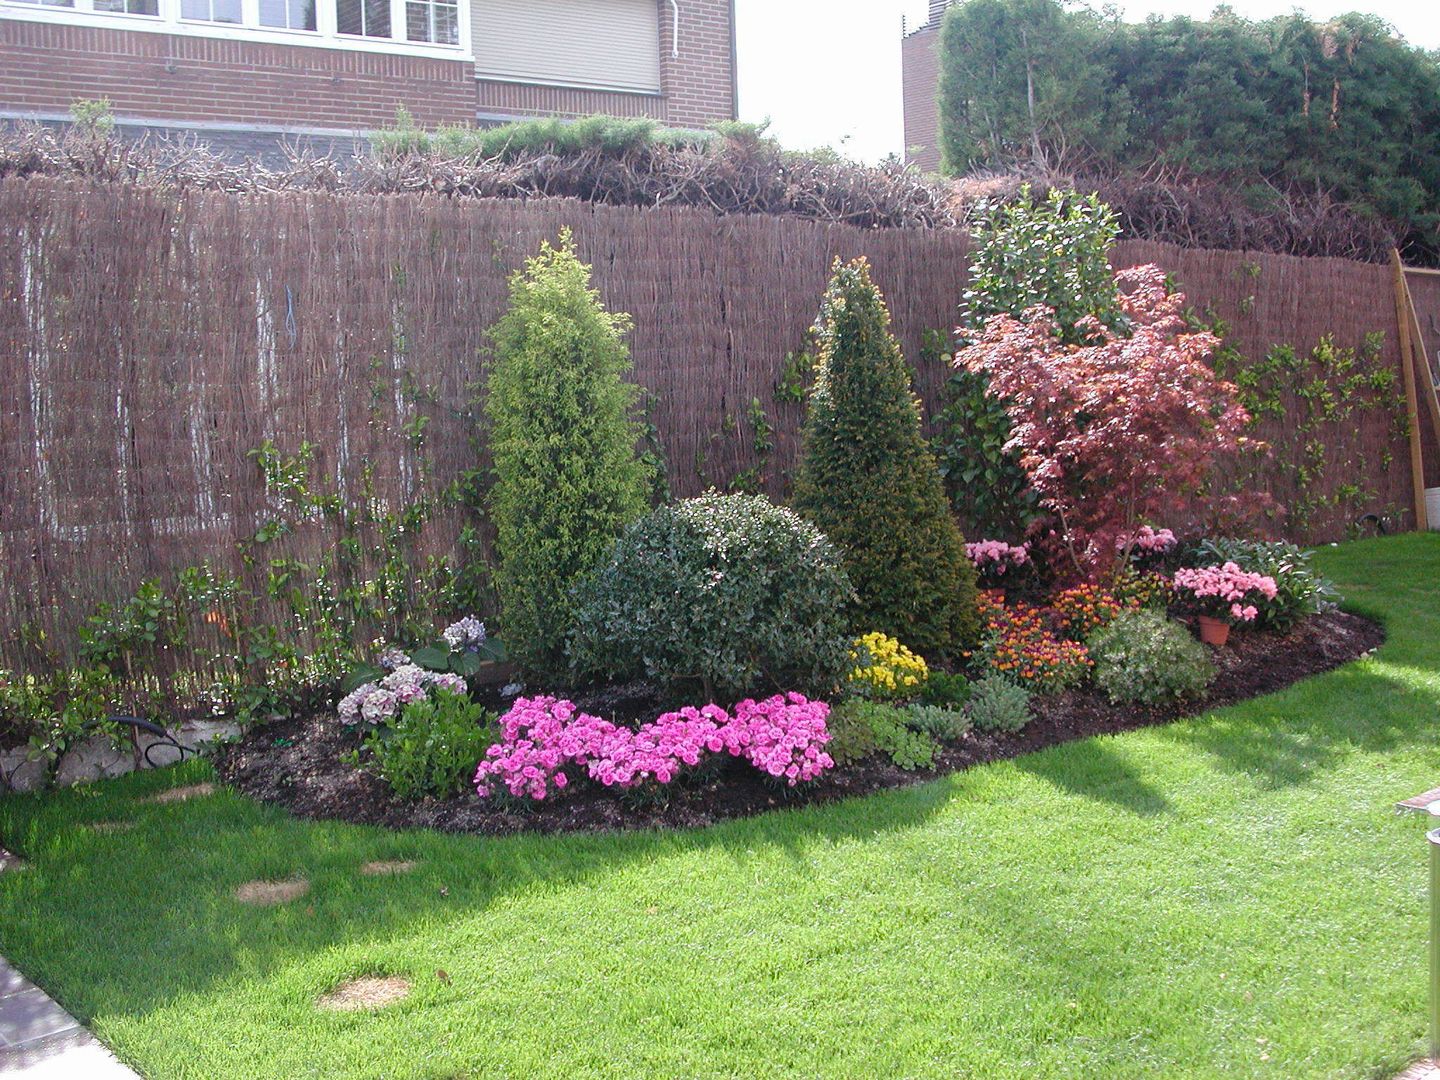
1087,609 -> 1216,705
567,492 -> 855,699
485,230 -> 652,678
905,703 -> 972,741
793,257 -> 980,658
967,673 -> 1032,733
826,700 -> 938,770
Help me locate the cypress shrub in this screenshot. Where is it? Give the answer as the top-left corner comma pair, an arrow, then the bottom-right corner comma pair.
793,257 -> 980,657
485,230 -> 651,677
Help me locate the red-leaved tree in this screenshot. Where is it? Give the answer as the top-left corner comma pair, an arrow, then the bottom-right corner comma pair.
954,265 -> 1258,575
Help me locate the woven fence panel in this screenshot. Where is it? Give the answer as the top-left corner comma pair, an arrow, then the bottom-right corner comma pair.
0,178 -> 1417,666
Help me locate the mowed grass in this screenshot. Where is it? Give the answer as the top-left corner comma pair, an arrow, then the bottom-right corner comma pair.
2,534 -> 1439,1079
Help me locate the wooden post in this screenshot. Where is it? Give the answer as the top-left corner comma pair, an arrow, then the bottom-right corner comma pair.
1393,249 -> 1429,531
1401,267 -> 1440,452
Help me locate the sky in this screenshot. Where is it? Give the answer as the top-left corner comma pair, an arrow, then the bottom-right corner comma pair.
732,0 -> 1440,164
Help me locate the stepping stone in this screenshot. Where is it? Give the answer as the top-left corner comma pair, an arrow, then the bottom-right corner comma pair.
1396,786 -> 1440,815
233,879 -> 310,906
145,782 -> 215,804
1395,1062 -> 1440,1080
359,860 -> 418,876
316,975 -> 411,1012
0,849 -> 24,873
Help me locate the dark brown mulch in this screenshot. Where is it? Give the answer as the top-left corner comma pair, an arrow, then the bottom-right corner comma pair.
213,611 -> 1383,838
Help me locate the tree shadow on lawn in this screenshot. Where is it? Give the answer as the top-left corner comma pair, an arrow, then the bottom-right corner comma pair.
1153,658 -> 1438,796
0,753 -> 967,1023
1012,738 -> 1174,817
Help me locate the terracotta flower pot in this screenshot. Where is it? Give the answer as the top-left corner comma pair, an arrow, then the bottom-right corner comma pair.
1196,615 -> 1230,647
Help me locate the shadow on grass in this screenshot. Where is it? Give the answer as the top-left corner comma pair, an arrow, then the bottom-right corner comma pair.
1013,738 -> 1174,817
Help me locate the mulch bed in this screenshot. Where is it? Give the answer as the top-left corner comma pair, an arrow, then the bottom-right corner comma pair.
214,611 -> 1383,837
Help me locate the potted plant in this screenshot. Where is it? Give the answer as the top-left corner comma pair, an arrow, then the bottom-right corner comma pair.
1170,562 -> 1279,646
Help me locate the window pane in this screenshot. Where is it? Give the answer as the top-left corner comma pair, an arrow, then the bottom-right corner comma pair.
10,0 -> 78,6
259,0 -> 315,29
363,0 -> 389,36
94,0 -> 159,10
434,2 -> 456,44
212,0 -> 241,21
339,0 -> 390,37
179,0 -> 208,17
405,0 -> 456,43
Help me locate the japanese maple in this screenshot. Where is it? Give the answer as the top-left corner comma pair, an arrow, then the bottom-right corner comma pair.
954,265 -> 1256,574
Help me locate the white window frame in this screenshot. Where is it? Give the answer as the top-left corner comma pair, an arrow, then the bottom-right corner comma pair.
0,0 -> 471,59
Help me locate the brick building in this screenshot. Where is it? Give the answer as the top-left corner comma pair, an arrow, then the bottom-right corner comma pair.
901,0 -> 950,174
0,0 -> 737,160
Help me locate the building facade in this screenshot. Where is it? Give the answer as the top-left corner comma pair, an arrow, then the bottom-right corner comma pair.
901,0 -> 950,175
0,0 -> 737,159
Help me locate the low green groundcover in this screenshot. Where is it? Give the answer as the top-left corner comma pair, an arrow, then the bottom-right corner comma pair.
0,534 -> 1435,1078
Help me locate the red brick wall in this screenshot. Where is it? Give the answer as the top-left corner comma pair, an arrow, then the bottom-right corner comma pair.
1,4 -> 736,133
658,0 -> 735,128
0,20 -> 475,131
902,23 -> 941,174
478,79 -> 663,121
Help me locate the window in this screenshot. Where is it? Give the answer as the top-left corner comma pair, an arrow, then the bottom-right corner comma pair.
93,0 -> 158,12
258,0 -> 315,30
180,0 -> 241,22
405,0 -> 456,44
336,0 -> 389,37
8,0 -> 79,7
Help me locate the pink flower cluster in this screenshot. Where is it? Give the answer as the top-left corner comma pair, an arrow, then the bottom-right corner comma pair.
1172,562 -> 1279,623
474,693 -> 834,801
1118,526 -> 1177,555
965,540 -> 1030,575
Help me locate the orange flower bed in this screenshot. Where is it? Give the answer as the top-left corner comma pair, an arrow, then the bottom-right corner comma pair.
973,590 -> 1092,694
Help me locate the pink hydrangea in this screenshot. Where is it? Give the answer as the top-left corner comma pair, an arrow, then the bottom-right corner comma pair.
1117,526 -> 1177,555
965,540 -> 1030,577
1172,562 -> 1278,624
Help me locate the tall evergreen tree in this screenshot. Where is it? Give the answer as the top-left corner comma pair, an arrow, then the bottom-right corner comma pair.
793,258 -> 979,658
485,230 -> 651,677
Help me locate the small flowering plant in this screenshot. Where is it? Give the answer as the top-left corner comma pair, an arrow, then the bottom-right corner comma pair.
1171,562 -> 1279,625
971,591 -> 1092,695
964,539 -> 1030,586
848,632 -> 929,700
1050,584 -> 1126,641
475,692 -> 834,802
410,615 -> 505,678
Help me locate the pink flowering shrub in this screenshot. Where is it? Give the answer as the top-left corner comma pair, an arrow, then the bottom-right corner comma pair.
964,540 -> 1030,585
1171,562 -> 1279,625
1118,526 -> 1177,556
475,693 -> 834,801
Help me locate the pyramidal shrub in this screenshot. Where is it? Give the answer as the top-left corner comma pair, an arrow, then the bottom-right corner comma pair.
793,257 -> 979,657
485,230 -> 651,677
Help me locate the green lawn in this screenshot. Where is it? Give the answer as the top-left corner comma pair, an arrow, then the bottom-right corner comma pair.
2,534 -> 1438,1079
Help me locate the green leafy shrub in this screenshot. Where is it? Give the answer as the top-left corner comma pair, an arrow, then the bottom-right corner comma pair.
967,674 -> 1032,733
568,493 -> 855,699
919,670 -> 973,709
827,701 -> 938,770
1087,610 -> 1216,705
0,667 -> 119,791
486,231 -> 651,678
905,703 -> 972,741
793,257 -> 979,657
1192,538 -> 1338,631
824,701 -> 881,766
359,689 -> 496,800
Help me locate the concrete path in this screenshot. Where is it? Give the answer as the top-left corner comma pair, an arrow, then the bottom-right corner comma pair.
0,850 -> 138,1078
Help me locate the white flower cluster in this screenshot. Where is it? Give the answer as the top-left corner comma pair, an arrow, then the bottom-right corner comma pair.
441,615 -> 487,652
337,663 -> 468,725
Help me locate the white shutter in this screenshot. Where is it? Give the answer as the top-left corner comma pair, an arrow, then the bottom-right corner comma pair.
474,0 -> 661,92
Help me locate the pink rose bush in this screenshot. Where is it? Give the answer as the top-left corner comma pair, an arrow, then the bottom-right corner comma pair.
965,540 -> 1030,584
475,692 -> 834,801
1171,562 -> 1279,624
